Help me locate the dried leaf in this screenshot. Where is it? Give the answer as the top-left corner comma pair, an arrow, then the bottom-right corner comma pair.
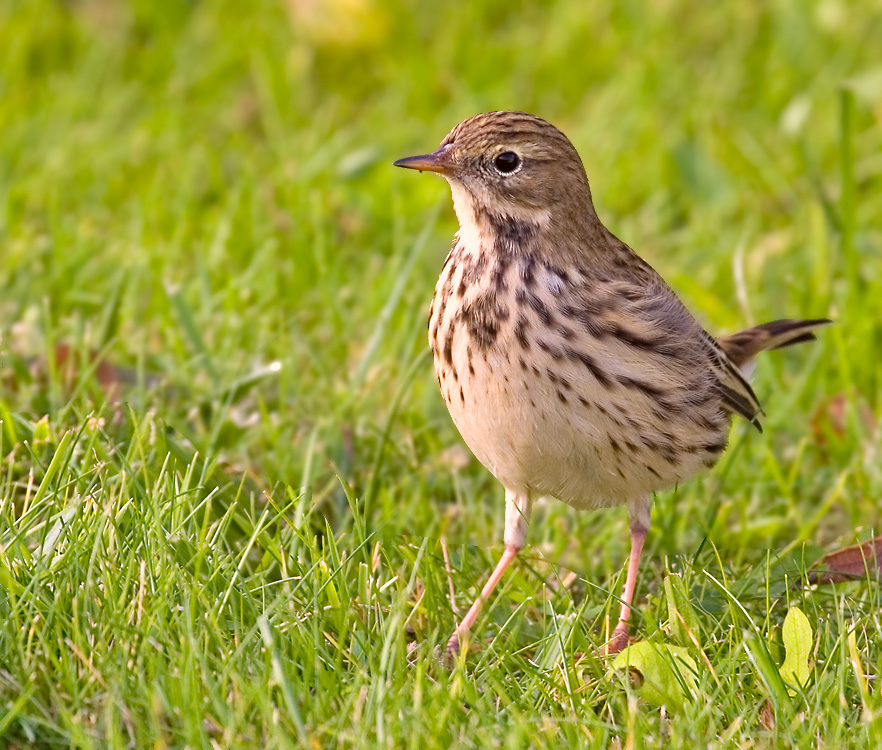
758,698 -> 775,731
809,536 -> 882,584
811,392 -> 875,453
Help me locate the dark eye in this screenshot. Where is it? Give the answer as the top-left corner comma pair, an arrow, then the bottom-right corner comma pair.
493,151 -> 521,174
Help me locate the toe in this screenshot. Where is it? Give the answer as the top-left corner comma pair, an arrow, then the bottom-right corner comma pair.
603,624 -> 631,655
445,633 -> 461,664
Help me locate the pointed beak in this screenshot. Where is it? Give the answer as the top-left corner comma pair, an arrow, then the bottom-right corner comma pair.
393,148 -> 452,175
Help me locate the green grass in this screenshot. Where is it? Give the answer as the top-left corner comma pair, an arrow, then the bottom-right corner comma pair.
1,0 -> 881,746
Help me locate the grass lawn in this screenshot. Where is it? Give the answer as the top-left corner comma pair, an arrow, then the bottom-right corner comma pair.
1,0 -> 881,747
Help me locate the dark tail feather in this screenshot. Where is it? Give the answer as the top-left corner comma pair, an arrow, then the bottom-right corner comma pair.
717,318 -> 832,369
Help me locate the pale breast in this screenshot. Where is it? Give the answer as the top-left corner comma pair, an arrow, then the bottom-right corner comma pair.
428,242 -> 731,509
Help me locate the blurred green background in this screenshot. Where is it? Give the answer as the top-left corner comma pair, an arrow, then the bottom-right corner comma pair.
3,0 -> 880,528
1,1 -> 881,747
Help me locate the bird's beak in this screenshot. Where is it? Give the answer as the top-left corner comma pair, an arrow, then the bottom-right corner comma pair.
393,148 -> 452,175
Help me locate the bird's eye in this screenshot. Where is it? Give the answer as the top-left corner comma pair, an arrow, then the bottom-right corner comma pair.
493,151 -> 521,174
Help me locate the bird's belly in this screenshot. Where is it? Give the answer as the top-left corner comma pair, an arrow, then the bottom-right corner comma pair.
434,333 -> 727,509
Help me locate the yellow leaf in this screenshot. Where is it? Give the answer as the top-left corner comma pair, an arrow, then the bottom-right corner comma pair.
611,642 -> 698,710
779,606 -> 812,693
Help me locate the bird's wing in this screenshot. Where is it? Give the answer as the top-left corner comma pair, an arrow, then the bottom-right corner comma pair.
616,259 -> 766,431
700,330 -> 764,431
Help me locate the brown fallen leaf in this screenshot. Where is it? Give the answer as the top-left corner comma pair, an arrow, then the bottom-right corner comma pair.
808,536 -> 882,585
48,343 -> 124,399
13,344 -> 165,402
758,698 -> 775,732
811,392 -> 876,456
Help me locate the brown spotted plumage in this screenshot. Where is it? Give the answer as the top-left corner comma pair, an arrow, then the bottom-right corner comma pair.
394,111 -> 830,660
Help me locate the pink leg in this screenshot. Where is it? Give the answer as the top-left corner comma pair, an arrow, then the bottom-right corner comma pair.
446,491 -> 531,661
605,499 -> 651,655
446,546 -> 519,659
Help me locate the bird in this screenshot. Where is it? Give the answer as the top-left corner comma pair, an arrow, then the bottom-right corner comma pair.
393,111 -> 829,660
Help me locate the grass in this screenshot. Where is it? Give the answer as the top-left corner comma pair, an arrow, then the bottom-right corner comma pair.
1,0 -> 881,746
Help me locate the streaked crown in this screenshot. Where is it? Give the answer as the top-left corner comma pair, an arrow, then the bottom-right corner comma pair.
395,111 -> 595,218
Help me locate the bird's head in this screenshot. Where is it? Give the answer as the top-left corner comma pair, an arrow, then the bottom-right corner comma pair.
394,111 -> 596,239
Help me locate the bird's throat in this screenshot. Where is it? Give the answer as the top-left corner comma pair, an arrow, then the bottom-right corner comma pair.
449,182 -> 488,260
449,180 -> 549,260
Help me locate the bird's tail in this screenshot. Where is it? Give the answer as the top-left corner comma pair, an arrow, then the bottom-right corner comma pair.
717,318 -> 832,370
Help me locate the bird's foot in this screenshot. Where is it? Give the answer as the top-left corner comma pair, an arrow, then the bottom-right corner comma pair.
445,632 -> 462,665
602,623 -> 631,655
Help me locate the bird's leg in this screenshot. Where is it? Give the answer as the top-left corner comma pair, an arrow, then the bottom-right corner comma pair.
446,490 -> 531,661
605,497 -> 651,655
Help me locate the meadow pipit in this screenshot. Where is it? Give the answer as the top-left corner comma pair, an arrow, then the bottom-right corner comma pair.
394,111 -> 829,660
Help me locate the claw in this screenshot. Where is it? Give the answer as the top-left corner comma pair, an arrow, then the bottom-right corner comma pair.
603,623 -> 631,655
444,633 -> 461,666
